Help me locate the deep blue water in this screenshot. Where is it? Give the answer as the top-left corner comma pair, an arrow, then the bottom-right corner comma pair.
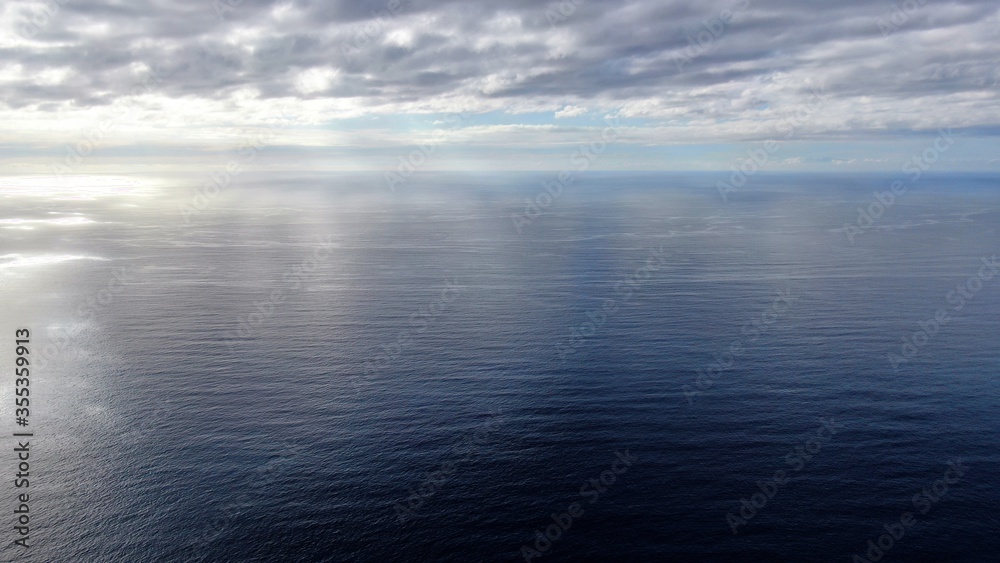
1,172 -> 998,562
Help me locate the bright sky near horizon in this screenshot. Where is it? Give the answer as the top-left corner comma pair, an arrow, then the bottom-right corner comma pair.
2,0 -> 999,174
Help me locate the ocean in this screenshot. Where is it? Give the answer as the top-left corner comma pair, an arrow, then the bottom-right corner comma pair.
1,172 -> 998,562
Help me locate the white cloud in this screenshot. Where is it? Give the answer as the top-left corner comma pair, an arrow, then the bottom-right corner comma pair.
294,67 -> 339,95
554,105 -> 587,119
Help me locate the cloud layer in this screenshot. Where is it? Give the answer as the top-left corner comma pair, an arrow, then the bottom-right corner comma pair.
2,0 -> 998,170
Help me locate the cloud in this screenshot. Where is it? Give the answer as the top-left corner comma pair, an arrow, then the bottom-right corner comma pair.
554,105 -> 587,119
0,0 -> 997,170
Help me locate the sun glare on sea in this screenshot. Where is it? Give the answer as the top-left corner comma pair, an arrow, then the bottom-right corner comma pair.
0,175 -> 161,200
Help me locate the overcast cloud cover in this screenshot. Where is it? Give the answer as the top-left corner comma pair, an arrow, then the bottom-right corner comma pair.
2,0 -> 998,172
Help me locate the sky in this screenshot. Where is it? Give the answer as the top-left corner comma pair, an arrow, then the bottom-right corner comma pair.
1,0 -> 999,174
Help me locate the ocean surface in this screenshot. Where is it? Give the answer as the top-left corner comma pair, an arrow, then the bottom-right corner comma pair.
1,172 -> 998,562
